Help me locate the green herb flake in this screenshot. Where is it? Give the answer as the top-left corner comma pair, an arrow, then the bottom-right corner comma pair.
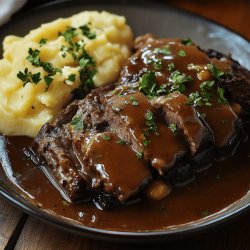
44,75 -> 53,91
153,61 -> 163,70
142,139 -> 150,147
101,134 -> 111,141
130,96 -> 139,106
17,68 -> 30,85
187,92 -> 203,107
71,116 -> 84,131
217,87 -> 227,103
200,80 -> 214,91
31,72 -> 41,84
112,106 -> 122,112
168,62 -> 175,71
139,71 -> 157,98
59,26 -> 77,43
39,38 -> 47,46
117,139 -> 126,145
201,210 -> 210,217
154,46 -> 171,55
67,73 -> 76,82
136,151 -> 144,159
207,64 -> 225,80
200,112 -> 206,119
182,38 -> 193,46
178,50 -> 187,57
156,84 -> 169,95
27,48 -> 40,67
169,70 -> 193,93
145,111 -> 157,134
168,124 -> 177,135
79,24 -> 96,40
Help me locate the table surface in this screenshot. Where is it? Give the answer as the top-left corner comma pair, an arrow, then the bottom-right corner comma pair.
1,0 -> 250,249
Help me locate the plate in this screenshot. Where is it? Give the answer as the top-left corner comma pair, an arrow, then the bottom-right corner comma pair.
0,0 -> 250,242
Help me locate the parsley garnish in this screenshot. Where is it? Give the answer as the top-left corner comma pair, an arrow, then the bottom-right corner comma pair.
17,68 -> 41,86
39,38 -> 47,46
44,76 -> 53,91
101,134 -> 111,141
168,124 -> 177,135
169,70 -> 193,93
168,62 -> 175,71
117,139 -> 126,145
142,139 -> 150,147
67,73 -> 76,82
145,111 -> 158,136
156,84 -> 169,95
207,64 -> 224,80
79,24 -> 96,39
178,50 -> 187,57
154,46 -> 171,55
27,48 -> 40,67
201,210 -> 210,217
153,61 -> 163,70
182,38 -> 193,46
136,151 -> 144,159
139,71 -> 157,98
217,87 -> 227,103
59,27 -> 77,44
130,96 -> 139,106
71,116 -> 84,131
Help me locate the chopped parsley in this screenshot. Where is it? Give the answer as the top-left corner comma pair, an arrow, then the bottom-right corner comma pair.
112,106 -> 122,112
17,68 -> 41,86
144,111 -> 158,136
39,38 -> 47,46
71,116 -> 84,131
217,87 -> 227,103
168,124 -> 177,135
101,134 -> 111,141
154,46 -> 171,55
168,62 -> 175,71
44,76 -> 53,91
142,139 -> 150,147
169,70 -> 193,93
80,24 -> 96,39
130,96 -> 139,106
207,63 -> 224,80
59,26 -> 77,44
153,61 -> 163,70
27,48 -> 40,67
201,210 -> 210,217
67,73 -> 76,82
156,84 -> 169,95
187,91 -> 211,107
178,50 -> 187,57
139,71 -> 157,98
117,139 -> 126,145
182,38 -> 193,46
136,151 -> 144,159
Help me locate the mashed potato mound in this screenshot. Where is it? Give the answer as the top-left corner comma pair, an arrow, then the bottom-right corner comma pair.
0,11 -> 133,137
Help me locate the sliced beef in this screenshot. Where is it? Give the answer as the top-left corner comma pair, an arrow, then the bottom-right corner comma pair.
83,132 -> 152,203
103,90 -> 187,175
33,85 -> 114,202
206,49 -> 250,111
151,92 -> 214,167
197,101 -> 243,159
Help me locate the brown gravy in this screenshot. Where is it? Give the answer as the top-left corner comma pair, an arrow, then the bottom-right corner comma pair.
1,129 -> 250,231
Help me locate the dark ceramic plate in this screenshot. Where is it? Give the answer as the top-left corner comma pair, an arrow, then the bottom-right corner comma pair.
0,0 -> 250,242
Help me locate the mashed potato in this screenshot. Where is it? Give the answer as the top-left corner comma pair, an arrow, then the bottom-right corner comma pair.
0,11 -> 133,137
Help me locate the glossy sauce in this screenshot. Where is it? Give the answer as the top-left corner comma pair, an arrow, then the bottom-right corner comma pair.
1,133 -> 250,231
120,39 -> 236,148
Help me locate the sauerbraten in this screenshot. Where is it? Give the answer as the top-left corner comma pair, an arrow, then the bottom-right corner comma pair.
31,35 -> 250,211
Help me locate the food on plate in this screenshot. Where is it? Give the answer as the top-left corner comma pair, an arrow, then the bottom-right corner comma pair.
32,34 -> 250,210
0,11 -> 133,137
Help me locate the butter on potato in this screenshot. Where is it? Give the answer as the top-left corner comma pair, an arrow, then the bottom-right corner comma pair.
0,11 -> 133,137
